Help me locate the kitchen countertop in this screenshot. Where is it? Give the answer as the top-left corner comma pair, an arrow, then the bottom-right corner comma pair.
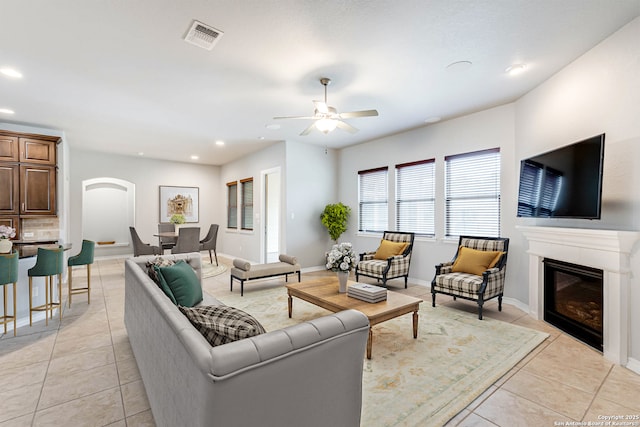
11,241 -> 72,259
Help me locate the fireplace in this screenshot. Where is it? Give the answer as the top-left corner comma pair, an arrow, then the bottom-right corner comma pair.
543,258 -> 603,351
518,226 -> 639,366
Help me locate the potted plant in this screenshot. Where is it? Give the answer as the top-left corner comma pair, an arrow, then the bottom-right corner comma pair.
320,203 -> 351,243
170,213 -> 186,232
0,225 -> 16,254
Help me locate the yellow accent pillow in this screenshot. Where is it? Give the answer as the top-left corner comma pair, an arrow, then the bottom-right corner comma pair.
374,240 -> 409,260
488,252 -> 505,268
451,246 -> 502,276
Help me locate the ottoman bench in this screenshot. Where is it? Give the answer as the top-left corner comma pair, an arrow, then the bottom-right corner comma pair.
230,254 -> 301,296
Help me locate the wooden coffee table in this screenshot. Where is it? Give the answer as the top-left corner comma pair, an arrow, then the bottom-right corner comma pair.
286,277 -> 423,359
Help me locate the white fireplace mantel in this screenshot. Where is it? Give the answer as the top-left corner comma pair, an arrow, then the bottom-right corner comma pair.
518,226 -> 640,365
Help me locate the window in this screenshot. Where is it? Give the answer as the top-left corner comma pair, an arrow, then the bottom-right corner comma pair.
396,159 -> 435,236
358,167 -> 388,233
517,160 -> 563,217
227,181 -> 237,228
241,178 -> 254,230
445,148 -> 500,237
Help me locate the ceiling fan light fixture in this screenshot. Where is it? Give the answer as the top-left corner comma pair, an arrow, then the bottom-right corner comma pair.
315,118 -> 337,134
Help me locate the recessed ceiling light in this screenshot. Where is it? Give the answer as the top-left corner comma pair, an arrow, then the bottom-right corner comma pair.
137,152 -> 144,156
505,64 -> 527,75
0,68 -> 23,79
446,61 -> 472,72
265,124 -> 280,130
424,116 -> 441,124
215,140 -> 225,146
0,108 -> 15,115
191,155 -> 199,160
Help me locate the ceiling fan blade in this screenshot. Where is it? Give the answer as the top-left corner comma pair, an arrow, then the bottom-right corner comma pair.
313,101 -> 329,114
336,120 -> 358,134
300,123 -> 316,136
273,115 -> 317,120
338,109 -> 379,118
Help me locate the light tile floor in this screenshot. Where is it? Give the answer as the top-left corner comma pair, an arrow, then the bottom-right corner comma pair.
1,256 -> 639,426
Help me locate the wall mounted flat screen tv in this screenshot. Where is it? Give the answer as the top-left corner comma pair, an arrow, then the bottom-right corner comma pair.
517,133 -> 605,219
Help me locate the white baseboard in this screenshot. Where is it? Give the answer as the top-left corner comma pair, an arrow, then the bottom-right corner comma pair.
625,357 -> 640,375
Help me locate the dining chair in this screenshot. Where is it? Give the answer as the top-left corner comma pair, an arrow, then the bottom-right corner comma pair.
172,227 -> 201,254
158,223 -> 177,252
0,250 -> 18,336
199,224 -> 219,265
67,239 -> 95,307
129,227 -> 161,257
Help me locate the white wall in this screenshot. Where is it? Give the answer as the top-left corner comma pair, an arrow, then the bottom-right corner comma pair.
285,140 -> 339,267
220,142 -> 286,262
69,149 -> 222,256
513,17 -> 640,360
338,104 -> 516,288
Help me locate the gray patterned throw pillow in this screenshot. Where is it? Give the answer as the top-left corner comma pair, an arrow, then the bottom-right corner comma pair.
178,305 -> 266,347
146,256 -> 175,285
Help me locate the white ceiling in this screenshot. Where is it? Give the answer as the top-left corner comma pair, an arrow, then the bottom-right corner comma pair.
1,0 -> 639,166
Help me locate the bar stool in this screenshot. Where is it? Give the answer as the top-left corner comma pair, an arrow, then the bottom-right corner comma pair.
67,240 -> 95,307
28,246 -> 64,326
0,250 -> 18,336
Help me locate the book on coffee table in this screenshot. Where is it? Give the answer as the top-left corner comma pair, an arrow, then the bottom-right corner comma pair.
348,283 -> 387,303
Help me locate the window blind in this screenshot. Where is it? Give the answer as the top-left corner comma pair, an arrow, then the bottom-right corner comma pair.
358,167 -> 388,233
241,178 -> 253,230
445,149 -> 500,237
227,181 -> 237,229
396,159 -> 435,236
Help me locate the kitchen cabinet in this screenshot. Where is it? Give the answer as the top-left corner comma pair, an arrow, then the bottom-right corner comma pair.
0,163 -> 19,215
19,137 -> 57,165
0,131 -> 60,237
0,135 -> 19,161
20,165 -> 57,215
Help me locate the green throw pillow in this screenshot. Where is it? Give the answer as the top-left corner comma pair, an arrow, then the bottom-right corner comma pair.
156,260 -> 203,307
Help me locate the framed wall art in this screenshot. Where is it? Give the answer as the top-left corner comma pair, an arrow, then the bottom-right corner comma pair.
159,186 -> 199,223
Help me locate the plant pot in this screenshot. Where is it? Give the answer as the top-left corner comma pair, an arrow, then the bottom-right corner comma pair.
337,271 -> 349,293
0,239 -> 13,254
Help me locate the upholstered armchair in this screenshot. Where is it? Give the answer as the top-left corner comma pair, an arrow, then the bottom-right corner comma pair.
431,236 -> 509,319
355,231 -> 415,288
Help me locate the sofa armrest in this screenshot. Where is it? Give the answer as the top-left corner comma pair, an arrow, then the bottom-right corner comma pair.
359,252 -> 375,261
209,309 -> 369,377
435,262 -> 453,275
203,309 -> 370,427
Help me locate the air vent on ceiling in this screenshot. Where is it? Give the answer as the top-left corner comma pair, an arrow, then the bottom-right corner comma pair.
184,20 -> 224,50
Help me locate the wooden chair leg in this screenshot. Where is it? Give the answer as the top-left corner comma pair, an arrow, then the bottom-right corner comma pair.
2,285 -> 6,335
58,273 -> 62,320
12,282 -> 16,336
45,276 -> 50,326
87,264 -> 91,304
68,266 -> 73,307
29,277 -> 33,327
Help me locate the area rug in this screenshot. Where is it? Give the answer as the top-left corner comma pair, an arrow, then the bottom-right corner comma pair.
201,262 -> 227,278
218,287 -> 548,427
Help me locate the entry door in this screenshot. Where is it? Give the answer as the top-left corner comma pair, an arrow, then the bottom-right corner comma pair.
263,168 -> 280,263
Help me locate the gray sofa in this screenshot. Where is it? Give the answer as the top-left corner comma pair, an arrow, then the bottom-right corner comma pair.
124,253 -> 370,427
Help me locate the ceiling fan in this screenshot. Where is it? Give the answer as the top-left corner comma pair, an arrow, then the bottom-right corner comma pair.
273,77 -> 379,136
